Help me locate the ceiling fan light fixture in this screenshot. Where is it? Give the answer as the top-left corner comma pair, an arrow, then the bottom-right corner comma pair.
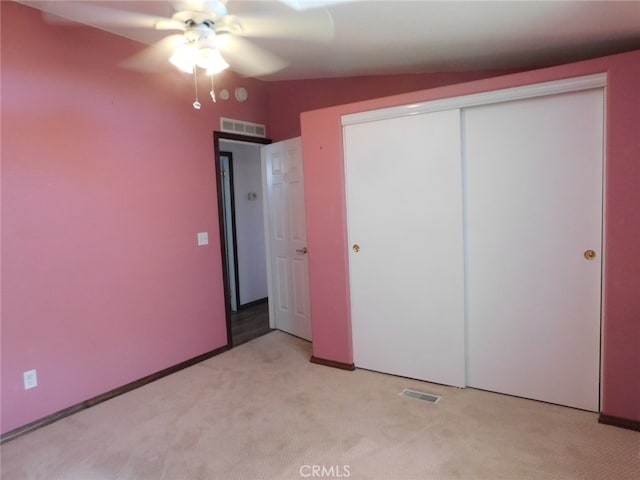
198,48 -> 230,75
169,44 -> 200,74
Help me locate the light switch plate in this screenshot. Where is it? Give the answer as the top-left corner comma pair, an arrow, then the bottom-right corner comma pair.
197,232 -> 209,246
24,369 -> 38,390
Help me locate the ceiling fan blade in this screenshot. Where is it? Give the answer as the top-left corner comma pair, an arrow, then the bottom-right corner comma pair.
218,35 -> 289,77
119,35 -> 187,73
18,1 -> 171,30
155,19 -> 189,31
172,1 -> 228,18
278,0 -> 351,11
220,8 -> 334,43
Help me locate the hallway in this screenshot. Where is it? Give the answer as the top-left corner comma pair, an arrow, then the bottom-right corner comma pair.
231,301 -> 271,347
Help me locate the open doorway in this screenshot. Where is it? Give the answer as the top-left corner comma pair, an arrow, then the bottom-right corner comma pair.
213,132 -> 272,347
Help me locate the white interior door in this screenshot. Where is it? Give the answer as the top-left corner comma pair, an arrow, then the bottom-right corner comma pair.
345,109 -> 466,387
263,137 -> 312,341
464,89 -> 604,411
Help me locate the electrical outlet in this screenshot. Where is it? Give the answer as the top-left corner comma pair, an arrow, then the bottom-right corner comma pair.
23,369 -> 38,390
197,232 -> 209,246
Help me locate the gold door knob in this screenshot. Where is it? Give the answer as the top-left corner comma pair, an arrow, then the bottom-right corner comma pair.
352,244 -> 360,253
584,250 -> 596,260
296,247 -> 308,255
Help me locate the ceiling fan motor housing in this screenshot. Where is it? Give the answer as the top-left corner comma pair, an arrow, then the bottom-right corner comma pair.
184,20 -> 216,44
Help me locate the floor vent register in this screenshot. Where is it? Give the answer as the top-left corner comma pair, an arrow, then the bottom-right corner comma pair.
400,388 -> 441,404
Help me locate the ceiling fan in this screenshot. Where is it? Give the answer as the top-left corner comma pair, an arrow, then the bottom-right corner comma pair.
18,1 -> 336,78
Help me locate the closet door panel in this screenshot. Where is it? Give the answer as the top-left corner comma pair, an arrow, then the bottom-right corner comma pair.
464,89 -> 604,411
345,109 -> 465,387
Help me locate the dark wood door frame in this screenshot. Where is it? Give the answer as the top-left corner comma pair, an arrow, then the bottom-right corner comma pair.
213,131 -> 271,348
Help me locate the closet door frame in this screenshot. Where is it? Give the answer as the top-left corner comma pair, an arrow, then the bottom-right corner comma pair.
342,74 -> 606,127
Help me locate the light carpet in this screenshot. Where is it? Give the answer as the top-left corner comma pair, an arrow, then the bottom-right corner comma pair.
1,331 -> 638,480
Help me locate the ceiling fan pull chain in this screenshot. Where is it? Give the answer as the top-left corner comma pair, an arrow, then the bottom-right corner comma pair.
210,76 -> 216,103
193,65 -> 201,110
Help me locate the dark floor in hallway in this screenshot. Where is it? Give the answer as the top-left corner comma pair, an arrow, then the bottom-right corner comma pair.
231,301 -> 272,347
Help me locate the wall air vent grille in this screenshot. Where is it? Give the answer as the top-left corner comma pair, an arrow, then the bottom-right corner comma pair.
220,118 -> 266,138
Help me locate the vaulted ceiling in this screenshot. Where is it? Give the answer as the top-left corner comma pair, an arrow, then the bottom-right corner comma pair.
19,1 -> 640,80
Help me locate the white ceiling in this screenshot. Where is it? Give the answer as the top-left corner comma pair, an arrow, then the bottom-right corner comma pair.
22,0 -> 640,81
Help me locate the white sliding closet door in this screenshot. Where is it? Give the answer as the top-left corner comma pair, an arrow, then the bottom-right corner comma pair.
464,89 -> 604,411
345,109 -> 466,387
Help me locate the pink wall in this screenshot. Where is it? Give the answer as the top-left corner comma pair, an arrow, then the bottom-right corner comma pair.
3,1 -> 638,436
266,70 -> 523,142
0,2 -> 269,434
301,50 -> 640,422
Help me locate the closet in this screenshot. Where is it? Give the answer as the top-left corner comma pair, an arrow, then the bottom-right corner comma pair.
343,75 -> 604,411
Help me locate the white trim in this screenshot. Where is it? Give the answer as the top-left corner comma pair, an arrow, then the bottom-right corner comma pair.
599,85 -> 608,411
341,73 -> 607,126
